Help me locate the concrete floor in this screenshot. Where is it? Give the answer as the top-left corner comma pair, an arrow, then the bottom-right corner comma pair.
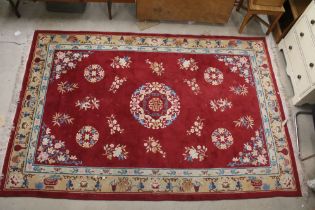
0,1 -> 315,209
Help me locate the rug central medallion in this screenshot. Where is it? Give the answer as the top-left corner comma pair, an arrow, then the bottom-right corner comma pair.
130,82 -> 180,129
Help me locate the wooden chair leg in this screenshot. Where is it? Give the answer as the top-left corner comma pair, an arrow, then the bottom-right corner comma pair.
239,13 -> 253,33
236,0 -> 245,11
107,0 -> 112,20
8,0 -> 21,18
266,12 -> 283,35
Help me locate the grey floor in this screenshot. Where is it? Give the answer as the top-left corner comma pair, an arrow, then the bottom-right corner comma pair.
0,1 -> 315,210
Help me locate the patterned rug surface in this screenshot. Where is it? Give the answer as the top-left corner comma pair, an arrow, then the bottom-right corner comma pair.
0,31 -> 300,200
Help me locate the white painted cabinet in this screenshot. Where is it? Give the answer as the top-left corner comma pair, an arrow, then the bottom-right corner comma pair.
279,1 -> 315,105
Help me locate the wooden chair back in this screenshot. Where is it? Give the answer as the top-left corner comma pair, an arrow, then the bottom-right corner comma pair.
253,0 -> 285,7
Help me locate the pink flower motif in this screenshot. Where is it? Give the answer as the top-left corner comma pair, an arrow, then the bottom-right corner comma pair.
37,152 -> 49,162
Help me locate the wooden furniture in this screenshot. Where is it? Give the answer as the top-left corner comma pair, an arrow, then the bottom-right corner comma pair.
137,0 -> 235,24
7,0 -> 21,17
8,0 -> 134,18
237,0 -> 285,34
254,0 -> 285,6
278,1 -> 315,105
270,0 -> 312,43
107,0 -> 112,20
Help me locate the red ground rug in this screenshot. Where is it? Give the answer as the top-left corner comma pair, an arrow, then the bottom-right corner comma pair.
0,31 -> 301,200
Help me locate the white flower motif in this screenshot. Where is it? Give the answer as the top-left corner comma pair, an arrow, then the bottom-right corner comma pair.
187,116 -> 204,136
63,57 -> 70,63
234,115 -> 254,129
37,152 -> 49,162
47,147 -> 55,154
42,137 -> 49,146
244,143 -> 252,151
178,58 -> 199,71
69,155 -> 77,160
256,140 -> 263,147
57,81 -> 79,94
119,58 -> 127,66
184,78 -> 201,95
73,53 -> 80,58
113,147 -> 122,157
251,150 -> 258,157
232,157 -> 239,162
109,76 -> 127,93
183,145 -> 208,162
54,142 -> 62,149
57,155 -> 66,162
83,142 -> 90,148
210,98 -> 232,112
240,56 -> 248,64
189,148 -> 199,159
68,62 -> 74,68
257,154 -> 267,164
227,57 -> 233,62
56,51 -> 66,60
229,84 -> 248,96
243,157 -> 250,163
143,137 -> 166,158
183,60 -> 190,68
146,59 -> 165,76
110,56 -> 132,69
56,65 -> 62,72
231,66 -> 238,72
106,114 -> 124,135
45,128 -> 51,135
103,144 -> 128,160
52,112 -> 74,127
75,96 -> 100,111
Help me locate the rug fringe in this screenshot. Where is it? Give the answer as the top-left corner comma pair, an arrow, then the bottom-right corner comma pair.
265,34 -> 308,197
0,35 -> 31,173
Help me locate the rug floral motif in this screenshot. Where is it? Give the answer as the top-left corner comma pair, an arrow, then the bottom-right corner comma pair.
0,31 -> 300,200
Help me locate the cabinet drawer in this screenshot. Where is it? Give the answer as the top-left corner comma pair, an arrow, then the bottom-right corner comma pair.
285,31 -> 311,95
295,16 -> 315,83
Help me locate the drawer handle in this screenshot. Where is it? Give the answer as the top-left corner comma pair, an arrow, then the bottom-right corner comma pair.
311,20 -> 315,25
297,75 -> 302,79
310,63 -> 314,68
289,46 -> 292,50
300,32 -> 304,37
